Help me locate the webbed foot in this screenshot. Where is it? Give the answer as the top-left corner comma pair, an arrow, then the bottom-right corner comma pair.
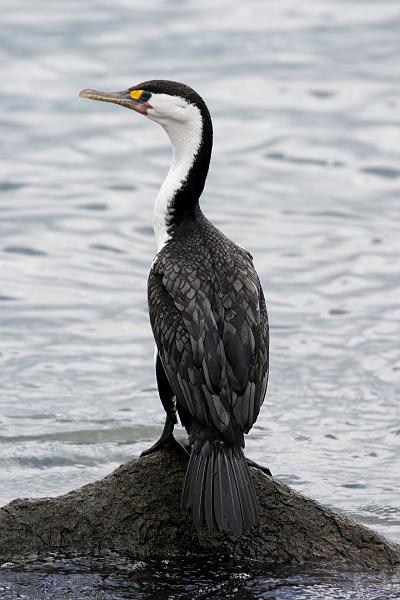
140,415 -> 190,457
140,433 -> 190,457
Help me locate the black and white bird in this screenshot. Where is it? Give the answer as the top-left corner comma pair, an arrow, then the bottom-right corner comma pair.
79,80 -> 269,536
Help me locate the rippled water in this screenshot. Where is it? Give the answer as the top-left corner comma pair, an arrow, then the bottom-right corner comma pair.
1,554 -> 400,599
1,0 -> 400,597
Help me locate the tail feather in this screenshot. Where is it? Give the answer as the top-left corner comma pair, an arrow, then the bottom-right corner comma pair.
181,440 -> 259,536
203,446 -> 214,530
213,450 -> 222,528
188,453 -> 201,526
229,450 -> 250,532
222,448 -> 241,533
193,453 -> 206,528
236,450 -> 257,526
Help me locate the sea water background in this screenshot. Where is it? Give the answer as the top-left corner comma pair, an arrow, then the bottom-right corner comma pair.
1,0 -> 400,597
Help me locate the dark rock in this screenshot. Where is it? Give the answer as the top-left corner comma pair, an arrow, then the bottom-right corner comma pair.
0,449 -> 399,568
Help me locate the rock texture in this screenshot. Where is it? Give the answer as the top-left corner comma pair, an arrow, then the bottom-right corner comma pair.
0,449 -> 399,568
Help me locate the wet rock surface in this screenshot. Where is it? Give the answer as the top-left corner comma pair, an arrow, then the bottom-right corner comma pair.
1,449 -> 399,569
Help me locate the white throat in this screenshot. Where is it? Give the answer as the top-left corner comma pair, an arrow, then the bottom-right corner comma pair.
152,107 -> 203,251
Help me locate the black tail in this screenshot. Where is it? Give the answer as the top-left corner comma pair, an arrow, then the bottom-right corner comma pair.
181,440 -> 259,536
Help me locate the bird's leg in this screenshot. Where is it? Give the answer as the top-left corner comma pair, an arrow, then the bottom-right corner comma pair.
245,456 -> 272,477
140,413 -> 189,457
140,353 -> 189,458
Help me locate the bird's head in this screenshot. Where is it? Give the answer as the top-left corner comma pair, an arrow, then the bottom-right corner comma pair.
79,79 -> 211,133
79,80 -> 213,238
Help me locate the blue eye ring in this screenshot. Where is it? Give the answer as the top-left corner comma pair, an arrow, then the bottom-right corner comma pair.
141,91 -> 152,102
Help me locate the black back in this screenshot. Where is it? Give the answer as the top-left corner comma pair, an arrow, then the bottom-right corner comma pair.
148,211 -> 269,444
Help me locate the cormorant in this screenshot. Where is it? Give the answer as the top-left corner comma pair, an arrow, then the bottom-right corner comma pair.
79,80 -> 269,536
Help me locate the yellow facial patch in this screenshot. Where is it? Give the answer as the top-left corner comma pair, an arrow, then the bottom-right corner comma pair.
130,90 -> 144,100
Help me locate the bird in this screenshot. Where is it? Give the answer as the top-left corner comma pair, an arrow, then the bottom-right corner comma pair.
79,80 -> 270,536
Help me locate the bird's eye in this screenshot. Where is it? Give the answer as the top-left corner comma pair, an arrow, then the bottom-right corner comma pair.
129,89 -> 152,102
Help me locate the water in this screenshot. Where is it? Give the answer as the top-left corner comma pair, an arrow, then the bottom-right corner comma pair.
1,555 -> 400,599
1,0 -> 400,597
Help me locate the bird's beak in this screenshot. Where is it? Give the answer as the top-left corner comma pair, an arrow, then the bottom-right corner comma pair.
79,88 -> 149,114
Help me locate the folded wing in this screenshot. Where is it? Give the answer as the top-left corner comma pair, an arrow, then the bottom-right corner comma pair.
148,246 -> 269,441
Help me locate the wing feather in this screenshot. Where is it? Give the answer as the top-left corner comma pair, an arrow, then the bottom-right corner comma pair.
148,234 -> 269,440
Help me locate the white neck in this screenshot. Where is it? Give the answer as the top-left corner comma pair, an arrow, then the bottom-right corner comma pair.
152,109 -> 203,251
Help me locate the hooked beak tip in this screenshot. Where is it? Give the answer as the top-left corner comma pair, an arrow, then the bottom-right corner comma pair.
79,89 -> 96,100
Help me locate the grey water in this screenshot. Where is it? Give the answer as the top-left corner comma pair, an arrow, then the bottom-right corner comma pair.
1,0 -> 400,597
